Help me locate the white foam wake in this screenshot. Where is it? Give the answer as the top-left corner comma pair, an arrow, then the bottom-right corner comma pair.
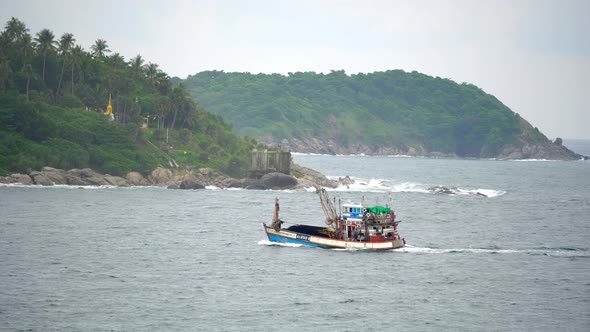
394,245 -> 588,257
257,240 -> 303,248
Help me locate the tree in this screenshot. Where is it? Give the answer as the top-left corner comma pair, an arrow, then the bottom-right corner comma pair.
170,83 -> 188,129
70,45 -> 84,94
34,29 -> 56,81
144,62 -> 159,84
0,61 -> 10,92
16,33 -> 34,69
4,17 -> 28,42
90,38 -> 110,57
56,33 -> 75,97
22,63 -> 34,99
129,54 -> 144,73
107,52 -> 125,68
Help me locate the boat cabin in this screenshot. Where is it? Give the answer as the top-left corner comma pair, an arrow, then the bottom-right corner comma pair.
340,203 -> 399,242
342,202 -> 364,220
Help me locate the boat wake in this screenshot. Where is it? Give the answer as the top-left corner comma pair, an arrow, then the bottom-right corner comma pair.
257,240 -> 303,248
394,245 -> 589,257
325,176 -> 506,197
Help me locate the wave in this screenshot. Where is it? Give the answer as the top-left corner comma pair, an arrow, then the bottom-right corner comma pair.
394,245 -> 589,257
324,176 -> 506,197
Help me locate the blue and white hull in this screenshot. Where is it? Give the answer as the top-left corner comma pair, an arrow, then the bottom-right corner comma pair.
263,224 -> 405,250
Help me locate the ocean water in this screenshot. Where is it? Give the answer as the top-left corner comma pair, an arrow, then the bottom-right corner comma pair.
1,153 -> 589,331
564,138 -> 590,157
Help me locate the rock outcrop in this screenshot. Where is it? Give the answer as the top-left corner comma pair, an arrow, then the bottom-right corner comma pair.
260,172 -> 298,189
126,172 -> 151,186
265,133 -> 587,161
497,142 -> 585,160
0,163 -> 349,191
178,177 -> 206,190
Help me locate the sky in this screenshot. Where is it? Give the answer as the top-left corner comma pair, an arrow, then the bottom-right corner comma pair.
2,0 -> 589,139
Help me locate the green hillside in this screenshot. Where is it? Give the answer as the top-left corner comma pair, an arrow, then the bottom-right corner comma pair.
184,70 -> 541,157
0,18 -> 258,177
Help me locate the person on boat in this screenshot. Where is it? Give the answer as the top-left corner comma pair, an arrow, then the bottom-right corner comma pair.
271,218 -> 284,231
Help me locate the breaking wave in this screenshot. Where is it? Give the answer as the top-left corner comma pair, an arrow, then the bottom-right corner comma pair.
324,176 -> 506,197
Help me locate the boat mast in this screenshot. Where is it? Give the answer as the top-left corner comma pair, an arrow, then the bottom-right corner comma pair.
271,198 -> 281,230
316,188 -> 339,228
274,197 -> 281,222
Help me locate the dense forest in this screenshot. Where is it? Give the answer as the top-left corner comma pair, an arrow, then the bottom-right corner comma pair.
0,18 -> 258,177
184,70 -> 549,157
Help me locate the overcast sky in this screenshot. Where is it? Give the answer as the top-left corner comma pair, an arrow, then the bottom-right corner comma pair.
2,0 -> 588,139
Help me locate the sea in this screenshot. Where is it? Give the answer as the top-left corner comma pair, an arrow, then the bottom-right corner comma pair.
1,140 -> 589,331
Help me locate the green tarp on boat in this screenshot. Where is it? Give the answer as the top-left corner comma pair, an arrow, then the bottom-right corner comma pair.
365,206 -> 391,215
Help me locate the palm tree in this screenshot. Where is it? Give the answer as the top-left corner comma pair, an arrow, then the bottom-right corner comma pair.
70,45 -> 83,94
4,17 -> 28,42
108,52 -> 125,68
144,62 -> 159,85
16,33 -> 34,69
91,38 -> 110,57
34,29 -> 56,81
22,63 -> 34,99
4,18 -> 32,69
129,54 -> 144,72
57,33 -> 75,96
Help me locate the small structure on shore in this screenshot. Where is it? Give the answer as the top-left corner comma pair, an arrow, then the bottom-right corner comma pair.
249,149 -> 291,179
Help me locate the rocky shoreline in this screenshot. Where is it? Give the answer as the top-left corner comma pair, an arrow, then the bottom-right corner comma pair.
270,137 -> 588,160
0,164 -> 346,191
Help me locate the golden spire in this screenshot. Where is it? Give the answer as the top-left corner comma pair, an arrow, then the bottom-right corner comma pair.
104,94 -> 113,115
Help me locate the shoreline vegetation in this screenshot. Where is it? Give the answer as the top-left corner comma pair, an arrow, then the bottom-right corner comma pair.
0,17 -> 586,184
0,18 -> 259,179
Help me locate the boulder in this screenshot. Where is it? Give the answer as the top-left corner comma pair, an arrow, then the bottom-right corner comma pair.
429,186 -> 455,195
84,176 -> 110,186
126,172 -> 150,186
149,167 -> 173,185
0,173 -> 33,185
30,171 -> 54,186
41,168 -> 67,185
64,174 -> 88,186
179,177 -> 205,190
261,172 -> 298,189
104,175 -> 129,186
339,176 -> 354,186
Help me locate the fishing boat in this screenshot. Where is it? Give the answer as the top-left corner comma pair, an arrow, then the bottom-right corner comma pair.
263,188 -> 405,250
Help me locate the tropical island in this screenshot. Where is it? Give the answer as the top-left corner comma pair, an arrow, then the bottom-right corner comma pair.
0,17 -> 585,188
183,70 -> 584,160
